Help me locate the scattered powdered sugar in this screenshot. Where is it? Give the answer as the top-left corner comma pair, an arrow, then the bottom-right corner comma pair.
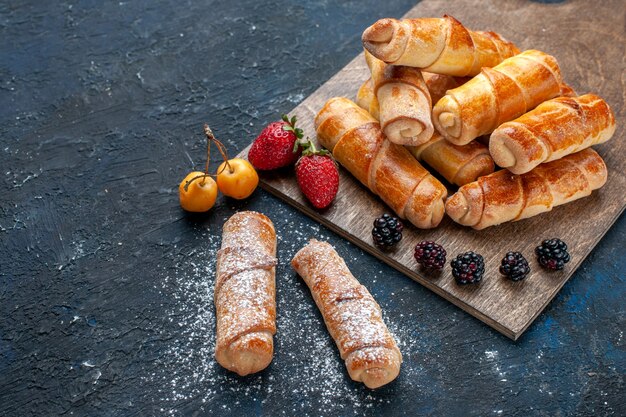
147,236 -> 221,414
144,210 -> 421,415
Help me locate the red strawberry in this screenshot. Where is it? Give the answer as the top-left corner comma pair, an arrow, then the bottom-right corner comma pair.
295,140 -> 339,209
248,114 -> 303,170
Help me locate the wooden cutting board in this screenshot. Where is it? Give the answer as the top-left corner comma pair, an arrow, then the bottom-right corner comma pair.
237,0 -> 625,340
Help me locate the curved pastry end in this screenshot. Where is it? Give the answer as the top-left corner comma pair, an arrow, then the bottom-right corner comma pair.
445,185 -> 482,227
216,331 -> 274,376
362,18 -> 403,63
433,95 -> 463,144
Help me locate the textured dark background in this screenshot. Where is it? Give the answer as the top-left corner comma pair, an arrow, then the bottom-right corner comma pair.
0,0 -> 624,416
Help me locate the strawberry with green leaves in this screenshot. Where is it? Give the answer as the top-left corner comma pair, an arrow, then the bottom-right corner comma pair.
248,114 -> 303,170
295,139 -> 339,209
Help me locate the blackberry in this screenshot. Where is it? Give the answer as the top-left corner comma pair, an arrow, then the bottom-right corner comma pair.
451,252 -> 485,285
499,251 -> 530,281
535,238 -> 570,270
414,241 -> 446,270
372,214 -> 403,250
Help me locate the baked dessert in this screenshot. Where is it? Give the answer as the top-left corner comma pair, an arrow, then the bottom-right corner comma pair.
362,15 -> 519,76
214,211 -> 278,375
355,80 -> 494,186
291,239 -> 402,389
433,50 -> 567,145
364,51 -> 433,146
315,97 -> 447,228
356,78 -> 381,119
445,149 -> 608,229
422,72 -> 471,104
490,94 -> 616,174
408,133 -> 495,186
356,72 -> 468,119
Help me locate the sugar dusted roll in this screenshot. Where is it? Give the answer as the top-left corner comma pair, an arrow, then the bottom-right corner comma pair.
445,149 -> 608,229
315,97 -> 447,229
214,211 -> 277,376
291,239 -> 402,389
362,15 -> 519,76
364,51 -> 433,146
490,94 -> 616,174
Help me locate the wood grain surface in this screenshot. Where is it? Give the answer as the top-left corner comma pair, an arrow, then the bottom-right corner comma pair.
237,0 -> 625,339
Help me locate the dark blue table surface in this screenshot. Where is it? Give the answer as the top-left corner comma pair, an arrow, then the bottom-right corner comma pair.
0,1 -> 624,416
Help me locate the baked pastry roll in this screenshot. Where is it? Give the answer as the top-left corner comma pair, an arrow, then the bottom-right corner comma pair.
356,78 -> 380,119
433,50 -> 565,145
315,97 -> 447,228
445,149 -> 608,229
356,72 -> 468,120
408,133 -> 495,186
291,239 -> 402,389
433,50 -> 562,145
364,51 -> 433,146
355,81 -> 494,186
214,211 -> 277,375
362,15 -> 519,76
422,72 -> 471,104
490,94 -> 616,174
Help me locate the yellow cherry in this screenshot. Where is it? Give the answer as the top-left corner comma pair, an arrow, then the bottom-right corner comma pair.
179,171 -> 218,212
216,158 -> 259,199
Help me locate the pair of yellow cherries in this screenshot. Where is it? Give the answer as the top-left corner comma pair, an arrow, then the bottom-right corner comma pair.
179,125 -> 258,212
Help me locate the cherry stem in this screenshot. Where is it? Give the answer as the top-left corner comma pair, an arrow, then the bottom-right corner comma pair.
184,173 -> 213,192
204,124 -> 233,174
199,125 -> 212,185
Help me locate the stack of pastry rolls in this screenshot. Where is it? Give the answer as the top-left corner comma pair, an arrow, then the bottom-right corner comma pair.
429,46 -> 614,229
315,14 -> 615,230
355,69 -> 494,187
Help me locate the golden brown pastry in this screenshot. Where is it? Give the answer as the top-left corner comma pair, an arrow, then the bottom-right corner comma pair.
445,149 -> 608,229
356,78 -> 380,119
355,82 -> 494,186
362,15 -> 519,76
559,83 -> 578,98
315,97 -> 447,228
490,94 -> 616,174
422,72 -> 471,104
364,51 -> 433,146
433,50 -> 564,145
215,211 -> 277,376
291,239 -> 402,389
408,133 -> 495,186
355,72 -> 468,119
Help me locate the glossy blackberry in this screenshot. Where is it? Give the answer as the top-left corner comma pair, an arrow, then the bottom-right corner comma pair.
414,241 -> 446,270
499,251 -> 530,281
535,238 -> 570,270
372,214 -> 403,250
451,251 -> 485,285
